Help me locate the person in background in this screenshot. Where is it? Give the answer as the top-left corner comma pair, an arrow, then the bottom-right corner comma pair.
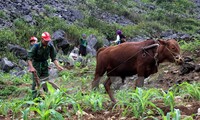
29,36 -> 38,48
27,32 -> 64,98
79,33 -> 87,56
112,30 -> 126,45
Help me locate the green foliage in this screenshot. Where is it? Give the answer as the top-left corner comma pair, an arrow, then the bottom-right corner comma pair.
115,88 -> 163,118
13,18 -> 36,48
0,99 -> 28,119
178,18 -> 200,33
0,63 -> 200,119
0,10 -> 7,19
0,0 -> 198,59
142,0 -> 195,33
0,73 -> 32,99
22,83 -> 66,119
0,86 -> 17,99
166,109 -> 181,120
95,0 -> 115,11
96,0 -> 130,17
0,29 -> 17,51
0,16 -> 71,59
84,16 -> 122,40
82,91 -> 108,112
162,90 -> 175,112
146,8 -> 167,22
180,38 -> 200,51
176,82 -> 200,100
158,0 -> 192,13
44,5 -> 56,14
0,100 -> 11,116
126,11 -> 143,24
134,21 -> 167,38
2,49 -> 19,62
34,16 -> 68,33
66,23 -> 102,46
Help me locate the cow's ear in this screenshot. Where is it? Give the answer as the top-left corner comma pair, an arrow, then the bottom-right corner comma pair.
158,39 -> 167,45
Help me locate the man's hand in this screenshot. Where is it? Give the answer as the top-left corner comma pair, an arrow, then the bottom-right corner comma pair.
28,60 -> 36,73
53,60 -> 64,71
28,66 -> 36,73
110,41 -> 115,44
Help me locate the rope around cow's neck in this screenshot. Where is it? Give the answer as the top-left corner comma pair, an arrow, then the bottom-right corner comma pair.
157,41 -> 181,64
106,49 -> 142,75
142,43 -> 160,66
165,46 -> 181,63
106,43 -> 160,75
105,40 -> 182,75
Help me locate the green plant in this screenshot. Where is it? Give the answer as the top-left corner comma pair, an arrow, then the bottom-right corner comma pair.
95,0 -> 115,11
156,0 -> 194,14
162,90 -> 175,112
6,100 -> 25,119
0,29 -> 17,51
82,91 -> 108,112
22,83 -> 66,119
115,88 -> 163,118
180,39 -> 200,51
166,109 -> 181,120
0,10 -> 7,19
0,101 -> 11,116
44,5 -> 56,14
177,82 -> 200,100
0,86 -> 17,99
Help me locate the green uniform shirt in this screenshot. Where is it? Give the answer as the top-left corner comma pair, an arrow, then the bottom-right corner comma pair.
28,42 -> 57,62
28,42 -> 57,78
80,38 -> 87,47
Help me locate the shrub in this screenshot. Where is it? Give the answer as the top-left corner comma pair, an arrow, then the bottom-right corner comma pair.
135,21 -> 167,38
179,38 -> 200,51
0,10 -> 7,19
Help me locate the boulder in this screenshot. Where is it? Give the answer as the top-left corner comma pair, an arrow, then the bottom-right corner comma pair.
0,57 -> 15,72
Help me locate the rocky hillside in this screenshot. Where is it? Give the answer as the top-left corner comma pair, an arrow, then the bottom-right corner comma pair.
0,0 -> 199,27
0,0 -> 200,57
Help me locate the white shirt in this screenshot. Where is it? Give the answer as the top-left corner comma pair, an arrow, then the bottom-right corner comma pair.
113,35 -> 120,43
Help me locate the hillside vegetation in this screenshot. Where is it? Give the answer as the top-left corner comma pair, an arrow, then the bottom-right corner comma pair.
0,0 -> 200,59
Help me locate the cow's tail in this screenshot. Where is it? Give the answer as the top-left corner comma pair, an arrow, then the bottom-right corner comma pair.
92,47 -> 107,89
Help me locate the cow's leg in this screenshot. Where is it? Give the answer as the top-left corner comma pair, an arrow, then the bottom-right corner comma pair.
104,77 -> 116,103
92,66 -> 106,89
134,76 -> 145,88
92,75 -> 101,89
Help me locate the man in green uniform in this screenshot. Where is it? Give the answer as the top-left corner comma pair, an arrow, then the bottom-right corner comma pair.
29,36 -> 38,49
79,34 -> 87,56
27,32 -> 64,98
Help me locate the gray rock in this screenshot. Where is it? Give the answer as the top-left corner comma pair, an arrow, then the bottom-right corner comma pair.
0,57 -> 15,72
195,64 -> 200,72
7,44 -> 28,60
180,62 -> 196,75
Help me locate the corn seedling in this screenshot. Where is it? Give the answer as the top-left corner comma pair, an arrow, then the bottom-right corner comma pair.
0,101 -> 11,117
162,90 -> 175,112
115,88 -> 162,118
8,100 -> 25,119
178,82 -> 200,100
165,108 -> 181,120
74,62 -> 81,68
60,71 -> 73,82
82,91 -> 107,112
21,83 -> 66,119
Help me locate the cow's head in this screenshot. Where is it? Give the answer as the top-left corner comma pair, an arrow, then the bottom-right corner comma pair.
158,39 -> 183,65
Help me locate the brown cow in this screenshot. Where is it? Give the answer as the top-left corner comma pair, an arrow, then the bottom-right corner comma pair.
92,39 -> 183,102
